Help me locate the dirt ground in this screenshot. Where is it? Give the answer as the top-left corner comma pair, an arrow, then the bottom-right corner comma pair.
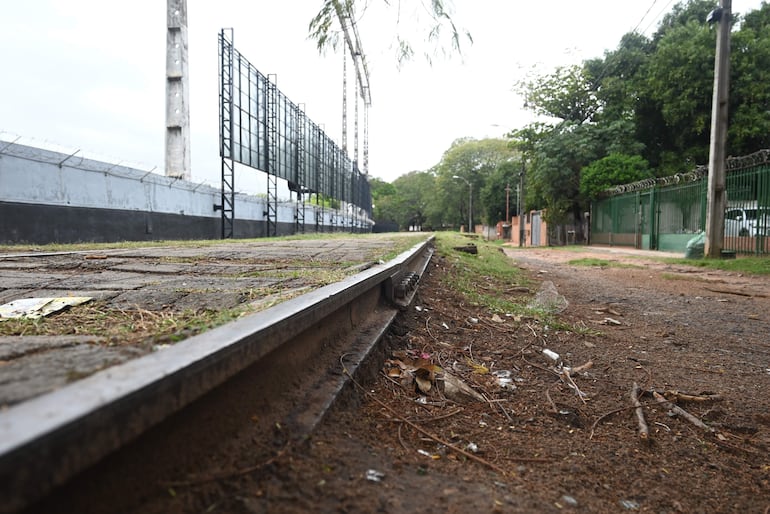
156,245 -> 770,514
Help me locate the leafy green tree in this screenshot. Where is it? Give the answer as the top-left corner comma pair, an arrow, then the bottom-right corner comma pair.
652,0 -> 716,42
643,19 -> 715,172
369,177 -> 399,225
433,138 -> 516,228
480,160 -> 520,224
580,153 -> 652,199
517,65 -> 599,124
729,2 -> 770,154
391,171 -> 436,230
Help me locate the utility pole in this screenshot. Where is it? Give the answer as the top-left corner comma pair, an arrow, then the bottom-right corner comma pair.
505,183 -> 510,223
704,0 -> 731,258
518,163 -> 525,247
166,0 -> 191,180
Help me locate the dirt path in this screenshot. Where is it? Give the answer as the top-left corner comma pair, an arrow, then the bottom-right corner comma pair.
99,245 -> 770,513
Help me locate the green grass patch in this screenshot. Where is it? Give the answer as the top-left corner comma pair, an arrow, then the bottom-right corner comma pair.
568,257 -> 644,269
435,233 -> 531,315
660,272 -> 712,282
663,256 -> 770,275
0,301 -> 246,347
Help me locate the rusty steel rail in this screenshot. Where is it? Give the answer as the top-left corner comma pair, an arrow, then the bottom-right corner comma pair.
0,237 -> 434,513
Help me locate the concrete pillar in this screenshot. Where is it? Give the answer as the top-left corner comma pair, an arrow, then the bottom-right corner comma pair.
165,0 -> 190,180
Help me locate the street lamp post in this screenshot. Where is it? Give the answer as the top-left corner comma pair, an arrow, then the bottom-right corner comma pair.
452,175 -> 472,234
518,163 -> 525,247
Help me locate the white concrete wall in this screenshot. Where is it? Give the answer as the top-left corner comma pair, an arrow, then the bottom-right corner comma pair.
0,143 -> 370,229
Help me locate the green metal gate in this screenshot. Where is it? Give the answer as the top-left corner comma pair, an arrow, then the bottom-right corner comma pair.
591,150 -> 770,255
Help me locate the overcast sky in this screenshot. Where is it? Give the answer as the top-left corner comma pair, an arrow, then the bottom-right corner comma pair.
0,1 -> 765,192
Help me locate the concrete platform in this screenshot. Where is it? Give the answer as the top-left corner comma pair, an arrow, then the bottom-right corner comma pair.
0,234 -> 428,407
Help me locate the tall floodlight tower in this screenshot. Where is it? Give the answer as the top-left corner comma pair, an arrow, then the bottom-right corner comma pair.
165,0 -> 191,180
334,1 -> 371,175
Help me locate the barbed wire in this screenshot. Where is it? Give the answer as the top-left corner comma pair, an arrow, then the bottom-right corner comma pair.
602,149 -> 769,197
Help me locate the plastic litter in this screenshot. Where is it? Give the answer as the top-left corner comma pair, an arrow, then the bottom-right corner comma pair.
542,349 -> 560,362
528,281 -> 568,313
0,297 -> 92,320
491,370 -> 516,390
684,231 -> 705,259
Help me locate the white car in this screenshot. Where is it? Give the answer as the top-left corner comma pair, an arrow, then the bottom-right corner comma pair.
725,206 -> 770,237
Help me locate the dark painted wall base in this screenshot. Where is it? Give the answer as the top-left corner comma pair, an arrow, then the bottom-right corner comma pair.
0,202 -> 321,244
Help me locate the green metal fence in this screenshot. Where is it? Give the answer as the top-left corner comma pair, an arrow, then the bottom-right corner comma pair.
591,150 -> 770,255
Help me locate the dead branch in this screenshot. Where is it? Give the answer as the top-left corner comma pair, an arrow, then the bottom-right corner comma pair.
545,387 -> 559,414
704,287 -> 765,298
661,390 -> 723,403
590,404 -> 647,440
341,358 -> 513,476
383,407 -> 464,424
483,393 -> 513,422
652,391 -> 714,433
568,360 -> 594,374
560,368 -> 588,403
631,382 -> 649,441
425,316 -> 437,341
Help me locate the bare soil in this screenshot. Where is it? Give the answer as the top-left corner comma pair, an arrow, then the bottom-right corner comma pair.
145,246 -> 770,513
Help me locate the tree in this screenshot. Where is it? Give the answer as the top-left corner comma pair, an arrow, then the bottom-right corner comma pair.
729,2 -> 770,154
516,65 -> 599,124
369,177 -> 399,225
643,19 -> 716,172
652,0 -> 716,43
580,153 -> 652,199
433,138 -> 517,228
585,32 -> 653,124
480,161 -> 519,224
308,0 -> 472,65
391,171 -> 436,230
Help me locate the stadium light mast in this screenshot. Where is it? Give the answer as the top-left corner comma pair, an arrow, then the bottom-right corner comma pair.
334,1 -> 371,174
165,0 -> 191,180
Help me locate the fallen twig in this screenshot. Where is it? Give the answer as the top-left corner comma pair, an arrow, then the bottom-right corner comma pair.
704,287 -> 765,298
590,404 -> 648,440
383,407 -> 465,424
425,316 -> 437,341
631,382 -> 649,441
341,356 -> 513,476
652,391 -> 714,433
568,360 -> 594,374
561,368 -> 588,403
660,390 -> 723,403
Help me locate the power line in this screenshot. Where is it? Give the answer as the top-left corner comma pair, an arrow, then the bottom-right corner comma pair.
641,0 -> 677,35
631,0 -> 660,34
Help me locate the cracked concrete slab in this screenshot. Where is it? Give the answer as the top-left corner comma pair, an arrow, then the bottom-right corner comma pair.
0,234 -> 429,406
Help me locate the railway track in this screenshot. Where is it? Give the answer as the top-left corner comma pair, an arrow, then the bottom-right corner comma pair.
0,236 -> 434,513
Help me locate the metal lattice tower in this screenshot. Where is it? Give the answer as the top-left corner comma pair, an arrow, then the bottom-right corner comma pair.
296,105 -> 307,233
363,104 -> 369,175
354,78 -> 360,167
334,1 -> 371,177
342,45 -> 348,154
166,0 -> 191,180
266,74 -> 279,237
218,28 -> 235,238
